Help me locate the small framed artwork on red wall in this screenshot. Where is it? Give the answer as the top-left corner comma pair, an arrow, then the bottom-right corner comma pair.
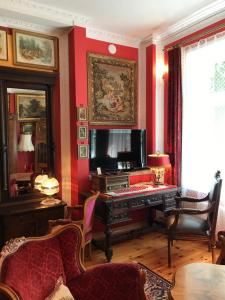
77,107 -> 88,121
77,125 -> 88,139
78,144 -> 88,159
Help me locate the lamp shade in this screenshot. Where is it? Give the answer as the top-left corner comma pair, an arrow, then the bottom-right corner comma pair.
34,174 -> 48,191
148,153 -> 170,167
18,133 -> 34,152
41,177 -> 59,196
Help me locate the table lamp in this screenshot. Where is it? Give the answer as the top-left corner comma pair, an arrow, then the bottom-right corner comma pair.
40,176 -> 61,206
18,133 -> 34,152
34,174 -> 48,191
148,152 -> 170,185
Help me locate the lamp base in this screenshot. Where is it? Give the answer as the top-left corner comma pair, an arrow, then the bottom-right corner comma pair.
154,181 -> 164,185
41,198 -> 61,206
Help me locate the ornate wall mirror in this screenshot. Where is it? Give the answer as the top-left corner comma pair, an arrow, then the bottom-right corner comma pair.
0,67 -> 56,203
7,88 -> 47,199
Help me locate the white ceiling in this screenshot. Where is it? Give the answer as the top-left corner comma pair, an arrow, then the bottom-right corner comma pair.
22,0 -> 218,38
0,0 -> 225,44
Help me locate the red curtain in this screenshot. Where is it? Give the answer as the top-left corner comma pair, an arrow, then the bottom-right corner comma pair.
166,47 -> 182,186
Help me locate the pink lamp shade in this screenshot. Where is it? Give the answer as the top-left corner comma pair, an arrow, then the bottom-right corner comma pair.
148,153 -> 170,167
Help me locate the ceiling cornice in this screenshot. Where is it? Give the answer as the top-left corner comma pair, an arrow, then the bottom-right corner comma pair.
0,0 -> 90,27
157,0 -> 225,42
142,33 -> 161,46
1,0 -> 225,47
86,27 -> 141,48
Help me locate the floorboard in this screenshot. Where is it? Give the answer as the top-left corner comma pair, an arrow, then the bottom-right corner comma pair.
84,231 -> 219,281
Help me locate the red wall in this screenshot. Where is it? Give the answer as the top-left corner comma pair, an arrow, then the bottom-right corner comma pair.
69,26 -> 139,204
146,44 -> 156,161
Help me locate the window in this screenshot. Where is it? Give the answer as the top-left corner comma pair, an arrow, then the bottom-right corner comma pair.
182,33 -> 225,191
182,33 -> 225,230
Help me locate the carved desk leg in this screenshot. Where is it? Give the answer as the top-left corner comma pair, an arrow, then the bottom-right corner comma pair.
104,223 -> 113,262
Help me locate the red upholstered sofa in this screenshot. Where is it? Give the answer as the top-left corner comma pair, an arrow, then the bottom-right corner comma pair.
0,224 -> 147,300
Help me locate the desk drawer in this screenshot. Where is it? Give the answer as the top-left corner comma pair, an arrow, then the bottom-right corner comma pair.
112,212 -> 131,223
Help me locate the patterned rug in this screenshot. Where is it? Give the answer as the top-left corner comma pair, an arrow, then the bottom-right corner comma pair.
138,263 -> 172,300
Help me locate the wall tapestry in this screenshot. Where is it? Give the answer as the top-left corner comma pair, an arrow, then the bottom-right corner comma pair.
13,29 -> 58,70
87,53 -> 137,125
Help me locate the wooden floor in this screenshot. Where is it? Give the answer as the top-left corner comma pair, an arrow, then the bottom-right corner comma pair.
85,231 -> 219,282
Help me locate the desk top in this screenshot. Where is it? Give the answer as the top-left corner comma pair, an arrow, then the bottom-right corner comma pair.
100,184 -> 177,200
170,263 -> 225,300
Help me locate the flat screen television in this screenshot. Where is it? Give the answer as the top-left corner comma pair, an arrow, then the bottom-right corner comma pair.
89,129 -> 147,172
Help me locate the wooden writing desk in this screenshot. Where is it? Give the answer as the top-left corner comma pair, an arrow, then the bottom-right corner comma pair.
94,184 -> 178,261
169,263 -> 225,300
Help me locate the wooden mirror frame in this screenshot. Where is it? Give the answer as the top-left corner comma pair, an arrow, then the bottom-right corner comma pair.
0,66 -> 57,203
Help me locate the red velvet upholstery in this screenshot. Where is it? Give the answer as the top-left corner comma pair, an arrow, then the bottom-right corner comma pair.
57,228 -> 84,281
1,237 -> 66,300
68,263 -> 143,300
0,224 -> 146,300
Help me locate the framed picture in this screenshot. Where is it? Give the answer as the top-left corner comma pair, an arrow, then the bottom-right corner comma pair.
13,29 -> 58,70
16,94 -> 46,121
0,29 -> 8,60
77,125 -> 88,139
20,122 -> 34,134
78,144 -> 88,159
87,53 -> 137,125
77,107 -> 88,121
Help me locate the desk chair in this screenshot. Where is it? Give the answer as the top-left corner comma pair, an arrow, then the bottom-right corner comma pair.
49,191 -> 100,262
167,171 -> 222,267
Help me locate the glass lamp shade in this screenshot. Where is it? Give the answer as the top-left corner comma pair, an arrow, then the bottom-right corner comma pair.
41,177 -> 59,196
34,174 -> 48,191
18,133 -> 34,152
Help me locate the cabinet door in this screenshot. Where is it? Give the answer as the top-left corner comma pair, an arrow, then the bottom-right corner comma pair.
36,206 -> 64,235
3,214 -> 36,242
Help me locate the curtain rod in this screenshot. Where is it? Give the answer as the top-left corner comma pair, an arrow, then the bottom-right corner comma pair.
165,21 -> 225,51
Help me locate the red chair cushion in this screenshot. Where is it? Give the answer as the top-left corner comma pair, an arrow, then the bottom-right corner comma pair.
68,263 -> 142,300
1,237 -> 65,300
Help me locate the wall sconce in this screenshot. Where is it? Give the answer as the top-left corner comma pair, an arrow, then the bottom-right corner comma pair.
18,133 -> 34,152
156,60 -> 168,79
148,152 -> 170,185
40,176 -> 61,206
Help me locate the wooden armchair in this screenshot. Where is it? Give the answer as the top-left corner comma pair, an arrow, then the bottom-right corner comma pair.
167,171 -> 222,267
0,224 -> 147,300
48,192 -> 100,261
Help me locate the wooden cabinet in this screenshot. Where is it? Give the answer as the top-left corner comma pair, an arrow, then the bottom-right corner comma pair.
0,200 -> 66,248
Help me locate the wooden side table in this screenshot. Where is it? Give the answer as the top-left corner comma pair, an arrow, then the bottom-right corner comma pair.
169,263 -> 225,300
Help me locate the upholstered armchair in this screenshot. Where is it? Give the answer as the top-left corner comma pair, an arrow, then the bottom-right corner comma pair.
48,192 -> 100,261
167,170 -> 222,267
0,224 -> 147,300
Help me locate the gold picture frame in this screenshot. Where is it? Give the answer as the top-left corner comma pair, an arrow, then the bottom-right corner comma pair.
16,94 -> 46,121
87,53 -> 137,125
77,125 -> 88,139
0,29 -> 8,61
20,122 -> 34,134
13,29 -> 58,70
77,107 -> 88,121
78,144 -> 88,159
